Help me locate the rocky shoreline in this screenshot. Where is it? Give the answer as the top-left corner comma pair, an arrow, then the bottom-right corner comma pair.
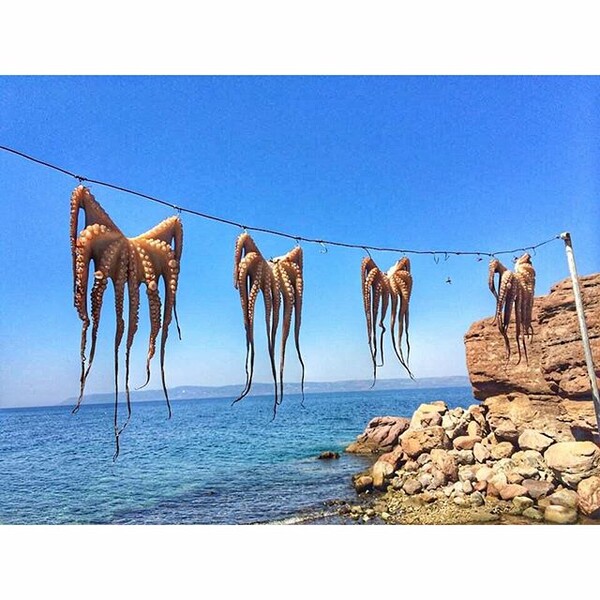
329,400 -> 600,525
324,272 -> 600,525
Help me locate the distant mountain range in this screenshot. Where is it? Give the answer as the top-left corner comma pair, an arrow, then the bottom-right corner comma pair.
62,376 -> 471,406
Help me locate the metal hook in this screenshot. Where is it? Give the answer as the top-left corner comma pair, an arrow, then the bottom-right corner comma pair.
319,241 -> 328,254
444,252 -> 450,262
476,254 -> 483,262
433,254 -> 439,264
295,237 -> 301,247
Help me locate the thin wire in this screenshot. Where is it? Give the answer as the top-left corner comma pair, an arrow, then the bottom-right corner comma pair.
1,144 -> 562,257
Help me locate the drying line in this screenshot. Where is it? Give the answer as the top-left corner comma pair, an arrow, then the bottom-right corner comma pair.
1,144 -> 561,258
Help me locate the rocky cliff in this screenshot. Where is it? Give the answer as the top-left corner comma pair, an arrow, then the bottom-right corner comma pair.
464,273 -> 600,443
464,273 -> 600,401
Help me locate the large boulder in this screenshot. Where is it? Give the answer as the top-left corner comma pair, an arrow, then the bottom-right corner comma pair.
409,401 -> 448,429
544,505 -> 578,524
430,448 -> 459,482
346,416 -> 411,454
353,474 -> 373,493
518,429 -> 554,452
544,441 -> 600,488
400,426 -> 451,458
577,476 -> 600,518
372,460 -> 394,489
521,479 -> 555,499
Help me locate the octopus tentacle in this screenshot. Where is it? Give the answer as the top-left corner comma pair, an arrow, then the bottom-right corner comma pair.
275,261 -> 295,407
388,290 -> 401,365
139,217 -> 184,347
283,258 -> 305,404
234,254 -> 265,404
159,271 -> 179,414
84,239 -> 125,381
499,272 -> 516,360
112,254 -> 128,459
234,254 -> 257,400
234,232 -> 260,287
361,258 -> 386,384
488,259 -> 507,325
234,238 -> 266,402
134,241 -> 162,390
514,289 -> 525,365
388,259 -> 414,378
147,224 -> 184,414
367,269 -> 383,368
261,266 -> 279,406
73,235 -> 93,411
377,278 -> 389,369
360,258 -> 377,375
390,286 -> 412,378
124,243 -> 141,428
72,228 -> 122,412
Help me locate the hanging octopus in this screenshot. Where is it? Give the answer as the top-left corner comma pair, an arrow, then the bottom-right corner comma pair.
488,252 -> 536,364
233,233 -> 305,414
70,185 -> 183,458
361,255 -> 413,384
387,257 -> 413,374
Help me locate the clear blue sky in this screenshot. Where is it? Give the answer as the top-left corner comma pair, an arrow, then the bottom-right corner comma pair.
1,76 -> 598,407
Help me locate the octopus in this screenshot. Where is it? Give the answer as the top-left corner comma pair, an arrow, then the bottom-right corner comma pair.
233,233 -> 305,414
70,185 -> 183,458
488,253 -> 536,364
361,256 -> 414,384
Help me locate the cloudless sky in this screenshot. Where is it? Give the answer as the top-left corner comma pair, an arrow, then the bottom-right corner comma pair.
1,76 -> 599,407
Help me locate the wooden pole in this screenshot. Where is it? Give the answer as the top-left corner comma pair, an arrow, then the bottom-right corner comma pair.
560,232 -> 600,436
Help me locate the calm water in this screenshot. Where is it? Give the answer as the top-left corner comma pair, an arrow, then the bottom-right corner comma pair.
0,388 -> 475,525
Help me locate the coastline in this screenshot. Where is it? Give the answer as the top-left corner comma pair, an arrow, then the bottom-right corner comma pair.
320,398 -> 600,525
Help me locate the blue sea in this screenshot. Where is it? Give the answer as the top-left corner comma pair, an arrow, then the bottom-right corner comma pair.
0,387 -> 475,525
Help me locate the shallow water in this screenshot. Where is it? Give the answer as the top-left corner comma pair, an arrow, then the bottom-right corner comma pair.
0,387 -> 474,524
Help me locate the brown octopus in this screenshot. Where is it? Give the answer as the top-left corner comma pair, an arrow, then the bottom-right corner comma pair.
361,256 -> 414,384
70,185 -> 183,458
233,233 -> 305,413
488,253 -> 536,363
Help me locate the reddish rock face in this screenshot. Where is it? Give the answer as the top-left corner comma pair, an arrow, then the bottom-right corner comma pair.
499,484 -> 528,501
453,435 -> 481,451
538,275 -> 600,399
346,416 -> 411,454
521,479 -> 555,499
464,273 -> 600,401
544,441 -> 600,488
